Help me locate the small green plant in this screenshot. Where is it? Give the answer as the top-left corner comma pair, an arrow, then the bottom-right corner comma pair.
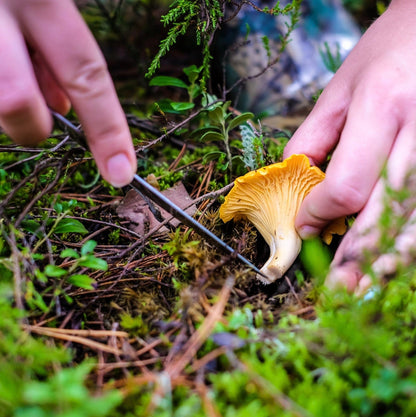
27,241 -> 107,313
0,278 -> 122,417
39,240 -> 107,288
300,237 -> 332,287
239,122 -> 265,171
21,199 -> 88,244
150,65 -> 203,114
194,101 -> 254,177
146,0 -> 223,89
120,312 -> 149,337
14,362 -> 122,417
163,228 -> 200,271
320,41 -> 343,73
147,0 -> 301,93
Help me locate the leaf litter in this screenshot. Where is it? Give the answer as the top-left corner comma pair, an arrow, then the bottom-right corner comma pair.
0,108 -> 315,406
117,180 -> 197,235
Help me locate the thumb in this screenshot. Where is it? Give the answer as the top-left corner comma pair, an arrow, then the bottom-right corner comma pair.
294,178 -> 355,239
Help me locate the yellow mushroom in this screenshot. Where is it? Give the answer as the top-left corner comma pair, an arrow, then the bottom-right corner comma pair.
219,154 -> 346,284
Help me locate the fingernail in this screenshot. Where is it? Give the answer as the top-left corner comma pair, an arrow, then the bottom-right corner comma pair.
298,225 -> 320,240
106,153 -> 134,187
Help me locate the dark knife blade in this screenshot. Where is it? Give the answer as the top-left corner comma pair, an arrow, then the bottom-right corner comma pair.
131,174 -> 265,276
50,110 -> 264,276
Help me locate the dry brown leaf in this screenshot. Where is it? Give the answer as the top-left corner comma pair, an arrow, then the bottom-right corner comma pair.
117,182 -> 197,235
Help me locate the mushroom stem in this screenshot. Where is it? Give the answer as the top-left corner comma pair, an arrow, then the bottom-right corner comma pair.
219,154 -> 346,284
257,227 -> 302,284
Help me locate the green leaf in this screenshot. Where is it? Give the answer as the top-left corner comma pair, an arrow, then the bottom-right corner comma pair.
21,219 -> 42,237
81,240 -> 97,256
68,274 -> 96,290
202,151 -> 226,164
261,35 -> 271,60
60,248 -> 80,259
189,125 -> 219,139
201,93 -> 221,109
169,102 -> 195,111
183,64 -> 201,84
44,265 -> 67,278
228,113 -> 254,132
79,256 -> 108,271
34,269 -> 48,284
149,75 -> 188,89
155,99 -> 194,114
200,131 -> 225,142
189,84 -> 202,100
54,202 -> 63,214
54,218 -> 88,235
208,106 -> 225,126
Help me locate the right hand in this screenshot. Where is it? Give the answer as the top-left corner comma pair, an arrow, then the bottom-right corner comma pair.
283,0 -> 416,292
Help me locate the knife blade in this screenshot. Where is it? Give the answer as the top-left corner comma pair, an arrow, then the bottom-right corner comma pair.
51,110 -> 265,277
131,173 -> 265,276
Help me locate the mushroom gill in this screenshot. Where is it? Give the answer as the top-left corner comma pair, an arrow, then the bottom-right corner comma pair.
219,154 -> 346,284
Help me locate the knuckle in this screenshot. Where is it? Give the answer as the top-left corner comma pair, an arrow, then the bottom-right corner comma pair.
66,58 -> 110,98
324,179 -> 367,214
88,122 -> 126,148
358,65 -> 413,110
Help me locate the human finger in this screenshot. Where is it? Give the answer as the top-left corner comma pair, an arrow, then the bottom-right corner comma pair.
31,51 -> 71,115
325,120 -> 416,292
283,79 -> 350,165
329,213 -> 416,295
324,180 -> 385,292
16,0 -> 136,186
355,210 -> 416,296
0,6 -> 52,144
294,81 -> 399,238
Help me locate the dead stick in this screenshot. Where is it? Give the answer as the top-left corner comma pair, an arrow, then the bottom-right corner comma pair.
24,325 -> 125,355
23,325 -> 129,338
165,275 -> 235,379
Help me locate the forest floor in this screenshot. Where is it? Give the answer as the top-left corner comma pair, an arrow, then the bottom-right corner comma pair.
2,2 -> 416,417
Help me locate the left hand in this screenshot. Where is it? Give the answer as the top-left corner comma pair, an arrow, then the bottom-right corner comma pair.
0,0 -> 137,187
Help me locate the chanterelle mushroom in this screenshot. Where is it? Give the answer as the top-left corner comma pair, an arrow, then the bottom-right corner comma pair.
219,154 -> 346,284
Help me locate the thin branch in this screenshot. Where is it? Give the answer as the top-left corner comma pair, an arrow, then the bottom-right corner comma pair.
15,158 -> 66,227
24,325 -> 127,356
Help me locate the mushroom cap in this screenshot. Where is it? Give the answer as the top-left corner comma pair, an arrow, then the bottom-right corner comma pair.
219,154 -> 326,283
220,153 -> 325,231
